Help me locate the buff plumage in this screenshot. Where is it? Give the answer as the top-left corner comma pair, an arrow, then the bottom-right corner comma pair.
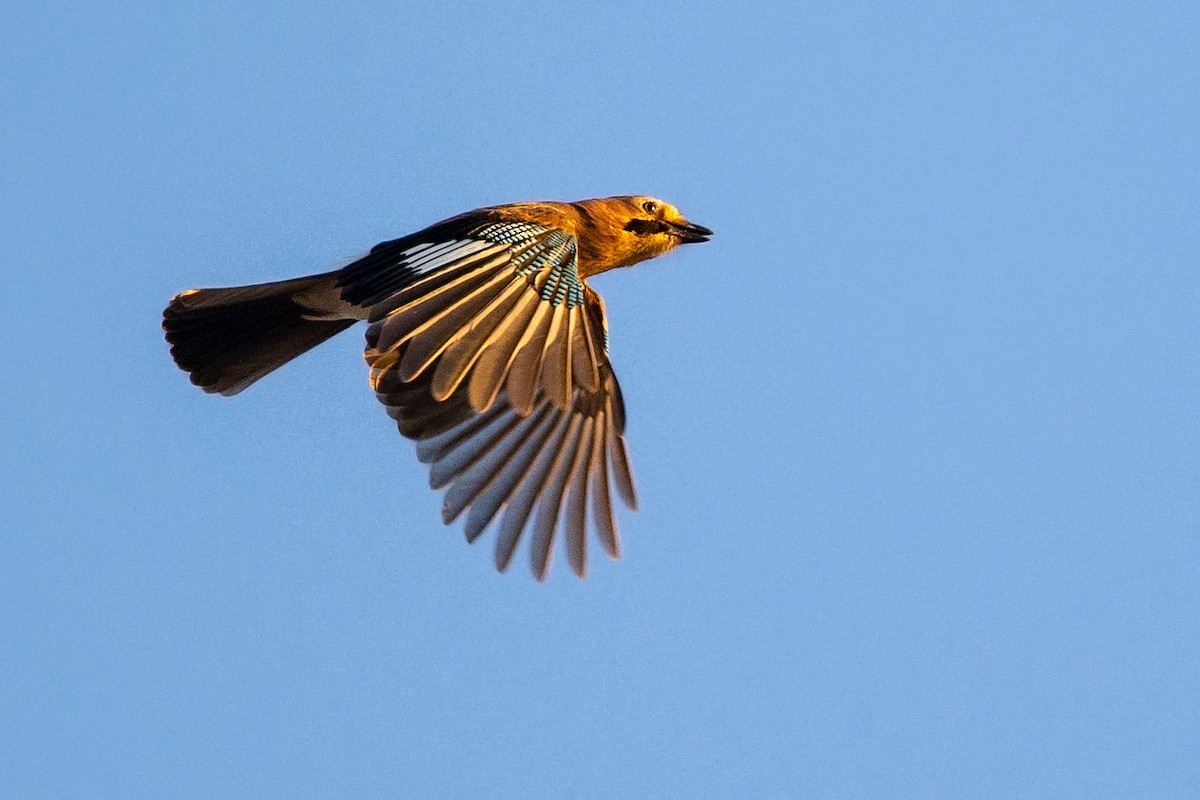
163,196 -> 711,579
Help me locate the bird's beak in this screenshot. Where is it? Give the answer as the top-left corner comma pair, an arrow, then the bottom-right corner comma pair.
667,219 -> 713,243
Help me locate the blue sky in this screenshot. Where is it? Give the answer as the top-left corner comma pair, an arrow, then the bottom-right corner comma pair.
2,2 -> 1198,797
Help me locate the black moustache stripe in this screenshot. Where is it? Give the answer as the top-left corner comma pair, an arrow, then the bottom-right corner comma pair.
623,218 -> 670,236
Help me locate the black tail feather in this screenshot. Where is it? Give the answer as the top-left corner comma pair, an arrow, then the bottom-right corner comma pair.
163,272 -> 355,395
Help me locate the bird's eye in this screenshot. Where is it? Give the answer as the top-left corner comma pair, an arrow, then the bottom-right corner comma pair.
641,200 -> 658,214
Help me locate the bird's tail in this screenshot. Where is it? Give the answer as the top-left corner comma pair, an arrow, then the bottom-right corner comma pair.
163,271 -> 357,396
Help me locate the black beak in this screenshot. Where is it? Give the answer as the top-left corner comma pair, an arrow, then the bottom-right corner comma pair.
668,219 -> 714,243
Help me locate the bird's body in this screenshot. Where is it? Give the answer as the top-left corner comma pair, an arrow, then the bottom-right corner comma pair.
163,196 -> 711,579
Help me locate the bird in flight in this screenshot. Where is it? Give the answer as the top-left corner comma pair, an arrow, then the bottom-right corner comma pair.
163,196 -> 712,579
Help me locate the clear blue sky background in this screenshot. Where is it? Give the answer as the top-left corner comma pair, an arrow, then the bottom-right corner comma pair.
2,2 -> 1197,797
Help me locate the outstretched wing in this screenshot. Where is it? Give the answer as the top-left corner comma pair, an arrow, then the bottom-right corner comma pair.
339,218 -> 637,579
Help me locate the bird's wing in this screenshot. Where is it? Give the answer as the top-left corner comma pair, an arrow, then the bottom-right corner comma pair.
340,218 -> 637,579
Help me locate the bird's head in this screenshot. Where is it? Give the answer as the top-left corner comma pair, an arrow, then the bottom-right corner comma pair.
573,195 -> 712,274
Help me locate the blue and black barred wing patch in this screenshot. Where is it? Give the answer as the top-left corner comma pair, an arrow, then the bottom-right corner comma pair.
357,219 -> 608,417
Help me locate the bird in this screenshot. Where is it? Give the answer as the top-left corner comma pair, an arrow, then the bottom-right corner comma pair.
163,195 -> 712,580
